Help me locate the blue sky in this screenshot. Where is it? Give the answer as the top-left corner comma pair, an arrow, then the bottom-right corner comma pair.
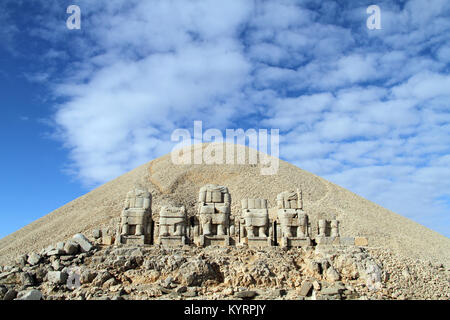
0,0 -> 449,238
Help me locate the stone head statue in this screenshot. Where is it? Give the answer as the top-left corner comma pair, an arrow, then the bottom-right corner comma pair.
276,189 -> 302,210
124,186 -> 151,210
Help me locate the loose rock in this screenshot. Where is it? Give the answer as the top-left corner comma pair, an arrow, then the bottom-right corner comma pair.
16,289 -> 43,300
27,253 -> 41,266
72,234 -> 93,253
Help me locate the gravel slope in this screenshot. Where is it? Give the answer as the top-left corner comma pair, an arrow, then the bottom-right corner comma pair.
0,143 -> 448,266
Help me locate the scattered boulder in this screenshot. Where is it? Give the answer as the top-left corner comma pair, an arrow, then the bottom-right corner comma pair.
72,234 -> 93,253
47,271 -> 68,284
47,249 -> 65,256
102,236 -> 115,246
41,245 -> 52,255
27,253 -> 41,266
64,241 -> 80,255
235,290 -> 257,299
298,281 -> 313,296
60,255 -> 75,262
81,269 -> 97,284
15,289 -> 43,300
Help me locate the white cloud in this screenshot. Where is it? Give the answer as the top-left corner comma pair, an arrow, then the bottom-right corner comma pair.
392,72 -> 450,100
8,0 -> 449,235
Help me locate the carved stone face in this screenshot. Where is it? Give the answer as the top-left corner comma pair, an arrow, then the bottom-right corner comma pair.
198,184 -> 230,204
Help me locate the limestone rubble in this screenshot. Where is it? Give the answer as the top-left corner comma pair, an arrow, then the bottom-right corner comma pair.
0,233 -> 448,300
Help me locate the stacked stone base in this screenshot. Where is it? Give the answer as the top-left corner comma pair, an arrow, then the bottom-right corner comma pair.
159,236 -> 187,246
245,236 -> 273,247
197,235 -> 232,247
118,235 -> 148,245
280,237 -> 312,248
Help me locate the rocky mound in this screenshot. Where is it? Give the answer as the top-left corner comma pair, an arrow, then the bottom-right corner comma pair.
1,233 -> 448,300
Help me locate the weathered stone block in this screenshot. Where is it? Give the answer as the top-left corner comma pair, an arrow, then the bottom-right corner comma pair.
15,289 -> 43,300
47,271 -> 68,284
160,236 -> 186,247
247,237 -> 273,247
298,281 -> 313,296
81,269 -> 97,284
27,253 -> 41,266
64,240 -> 79,255
282,237 -> 311,247
72,233 -> 93,252
47,249 -> 65,256
56,242 -> 65,250
41,245 -> 54,256
102,235 -> 115,245
119,235 -> 146,245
